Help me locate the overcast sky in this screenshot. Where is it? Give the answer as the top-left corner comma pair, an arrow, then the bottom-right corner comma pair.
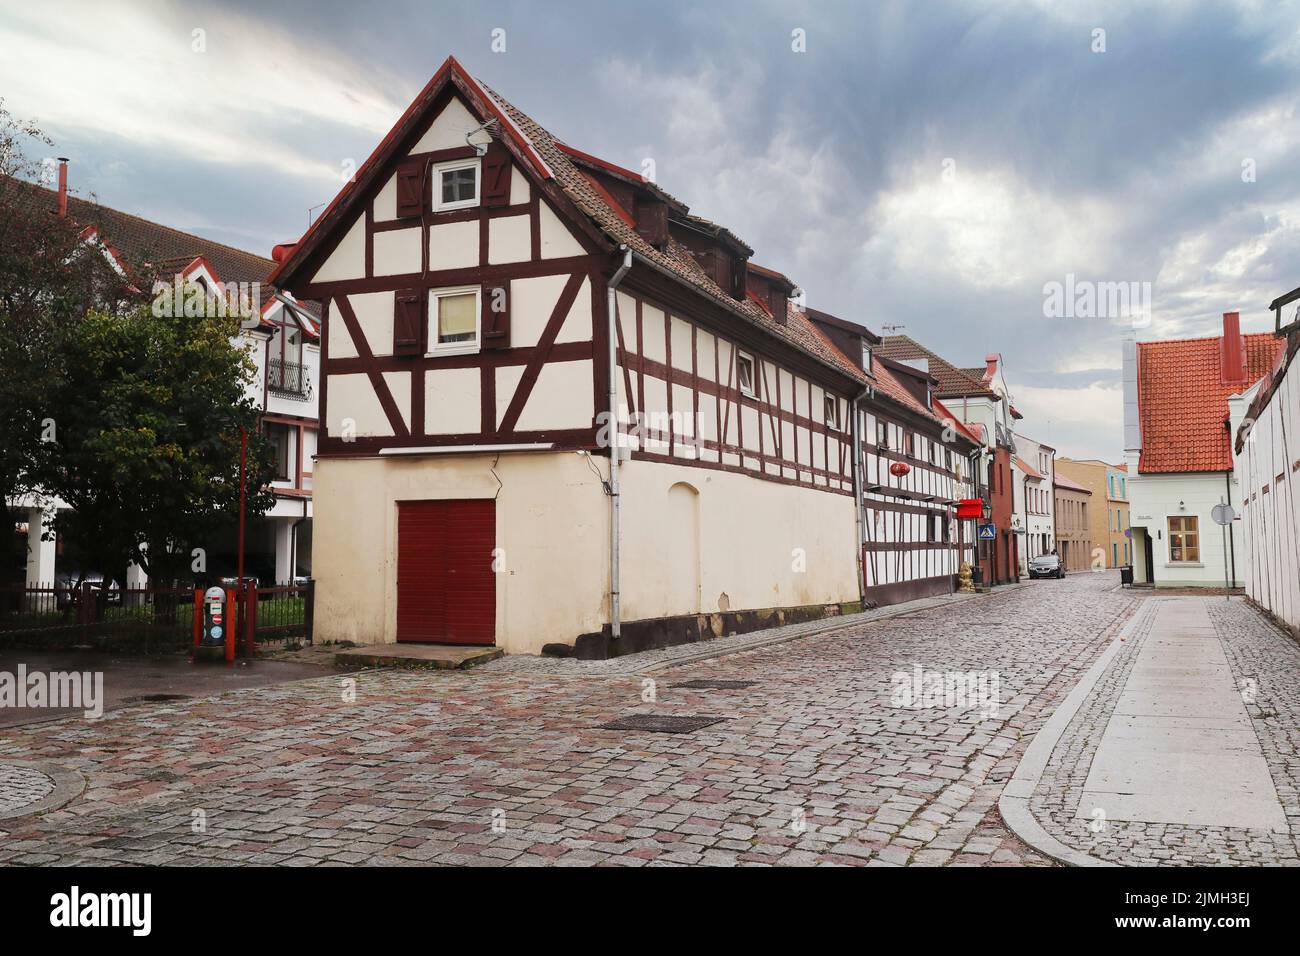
5,0 -> 1300,461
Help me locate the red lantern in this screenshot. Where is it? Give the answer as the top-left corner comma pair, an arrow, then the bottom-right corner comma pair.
889,461 -> 911,477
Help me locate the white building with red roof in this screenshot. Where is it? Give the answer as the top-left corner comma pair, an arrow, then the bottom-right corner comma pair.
1122,311 -> 1284,588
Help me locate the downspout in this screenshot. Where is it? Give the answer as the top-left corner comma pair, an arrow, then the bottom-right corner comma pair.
1225,469 -> 1237,587
290,499 -> 308,583
607,245 -> 632,642
850,386 -> 872,606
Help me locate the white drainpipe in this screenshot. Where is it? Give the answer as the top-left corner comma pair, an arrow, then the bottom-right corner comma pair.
607,245 -> 632,641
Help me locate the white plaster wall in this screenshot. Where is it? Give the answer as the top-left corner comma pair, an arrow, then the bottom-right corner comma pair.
1127,471 -> 1244,587
409,97 -> 481,154
619,458 -> 859,621
311,451 -> 609,654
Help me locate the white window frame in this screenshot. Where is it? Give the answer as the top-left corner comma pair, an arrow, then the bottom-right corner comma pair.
737,350 -> 756,398
824,394 -> 839,430
426,284 -> 482,356
432,158 -> 480,212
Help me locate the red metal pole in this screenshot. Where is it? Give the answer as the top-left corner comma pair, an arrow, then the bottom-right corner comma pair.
225,587 -> 236,664
237,426 -> 247,589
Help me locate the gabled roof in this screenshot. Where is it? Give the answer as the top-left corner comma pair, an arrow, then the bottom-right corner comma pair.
5,174 -> 277,287
270,55 -> 868,389
3,173 -> 318,334
1138,332 -> 1282,473
876,335 -> 997,397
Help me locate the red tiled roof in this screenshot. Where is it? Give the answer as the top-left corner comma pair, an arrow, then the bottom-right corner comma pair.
876,335 -> 996,397
1138,332 -> 1284,473
1053,473 -> 1092,494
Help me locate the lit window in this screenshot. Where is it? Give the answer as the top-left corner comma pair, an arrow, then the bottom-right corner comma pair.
1168,516 -> 1200,563
737,351 -> 755,398
433,159 -> 479,211
427,286 -> 480,354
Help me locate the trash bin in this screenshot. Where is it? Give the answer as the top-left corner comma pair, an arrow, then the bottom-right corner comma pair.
1120,565 -> 1134,587
971,565 -> 984,586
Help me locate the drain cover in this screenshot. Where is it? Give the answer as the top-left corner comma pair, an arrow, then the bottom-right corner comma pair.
0,761 -> 84,819
675,679 -> 757,690
0,764 -> 54,816
599,714 -> 726,733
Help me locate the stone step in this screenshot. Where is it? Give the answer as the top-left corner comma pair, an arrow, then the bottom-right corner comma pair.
334,644 -> 503,670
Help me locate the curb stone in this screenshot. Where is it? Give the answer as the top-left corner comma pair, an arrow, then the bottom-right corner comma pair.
997,600 -> 1158,867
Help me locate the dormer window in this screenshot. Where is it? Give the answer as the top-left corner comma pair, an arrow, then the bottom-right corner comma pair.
737,351 -> 756,398
862,341 -> 872,372
434,159 -> 479,211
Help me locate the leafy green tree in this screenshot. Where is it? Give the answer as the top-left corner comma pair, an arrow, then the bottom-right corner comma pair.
0,101 -> 125,512
37,302 -> 277,588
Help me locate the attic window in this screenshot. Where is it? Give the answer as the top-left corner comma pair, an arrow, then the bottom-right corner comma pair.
737,351 -> 756,398
862,341 -> 872,372
434,159 -> 479,211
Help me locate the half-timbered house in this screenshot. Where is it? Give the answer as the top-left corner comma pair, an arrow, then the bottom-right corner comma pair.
269,56 -> 980,655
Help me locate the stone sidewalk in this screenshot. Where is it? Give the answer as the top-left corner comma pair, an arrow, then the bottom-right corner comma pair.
1014,596 -> 1300,865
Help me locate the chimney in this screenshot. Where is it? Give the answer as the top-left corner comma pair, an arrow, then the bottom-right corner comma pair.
1220,311 -> 1245,383
56,158 -> 69,218
982,353 -> 998,384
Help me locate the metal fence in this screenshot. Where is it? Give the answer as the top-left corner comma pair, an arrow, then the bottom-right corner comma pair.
0,580 -> 313,652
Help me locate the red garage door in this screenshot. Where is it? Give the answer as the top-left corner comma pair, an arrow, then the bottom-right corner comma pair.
396,499 -> 496,645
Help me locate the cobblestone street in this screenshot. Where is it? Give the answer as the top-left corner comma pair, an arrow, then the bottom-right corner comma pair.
7,573 -> 1286,867
0,574 -> 1159,867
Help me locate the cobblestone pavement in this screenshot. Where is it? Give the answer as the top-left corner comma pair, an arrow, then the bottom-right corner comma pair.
0,574 -> 1140,866
1030,597 -> 1300,865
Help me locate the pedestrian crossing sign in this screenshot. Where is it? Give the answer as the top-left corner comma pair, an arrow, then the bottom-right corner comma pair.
978,524 -> 997,540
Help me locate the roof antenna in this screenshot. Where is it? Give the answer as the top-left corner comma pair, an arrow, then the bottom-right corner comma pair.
881,324 -> 906,333
466,118 -> 500,157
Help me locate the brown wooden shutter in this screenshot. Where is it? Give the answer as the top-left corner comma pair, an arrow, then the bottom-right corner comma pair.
396,160 -> 426,219
394,289 -> 424,355
482,282 -> 510,348
481,141 -> 511,207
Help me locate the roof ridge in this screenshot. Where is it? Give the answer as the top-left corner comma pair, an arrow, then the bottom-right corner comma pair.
1138,330 -> 1279,347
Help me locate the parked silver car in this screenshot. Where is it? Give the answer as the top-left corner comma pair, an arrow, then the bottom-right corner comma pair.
1028,554 -> 1064,579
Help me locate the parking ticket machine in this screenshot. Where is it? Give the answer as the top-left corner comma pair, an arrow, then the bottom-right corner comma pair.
193,585 -> 236,662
